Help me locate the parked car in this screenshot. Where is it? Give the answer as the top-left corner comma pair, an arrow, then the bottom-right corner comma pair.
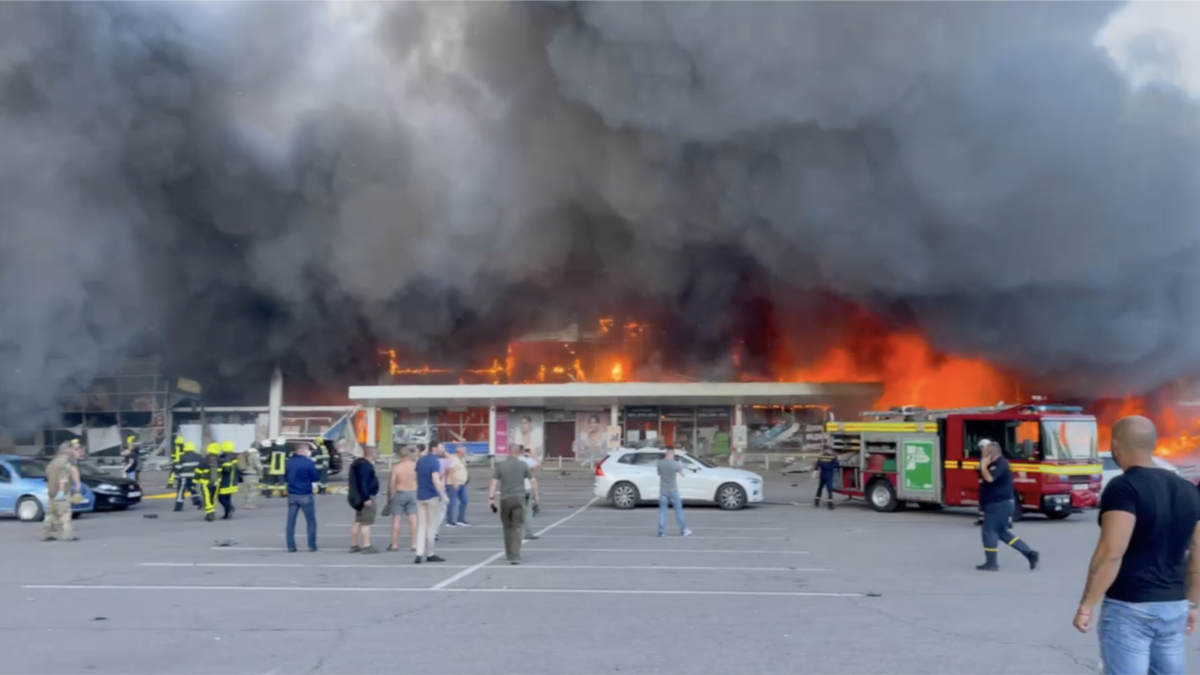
594,448 -> 764,510
0,455 -> 96,521
1100,452 -> 1200,491
76,461 -> 142,511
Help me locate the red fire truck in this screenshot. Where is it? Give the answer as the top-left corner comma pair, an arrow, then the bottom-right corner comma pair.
826,402 -> 1103,519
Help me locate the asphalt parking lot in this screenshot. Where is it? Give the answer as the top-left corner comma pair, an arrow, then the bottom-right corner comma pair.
0,466 -> 1125,674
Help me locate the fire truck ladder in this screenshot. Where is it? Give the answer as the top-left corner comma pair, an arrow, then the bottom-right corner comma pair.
857,403 -> 1024,421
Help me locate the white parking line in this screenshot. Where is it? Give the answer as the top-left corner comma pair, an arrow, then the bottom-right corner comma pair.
429,496 -> 598,590
323,524 -> 789,531
209,547 -> 502,552
22,584 -> 860,598
286,533 -> 789,540
142,562 -> 828,572
517,548 -> 810,554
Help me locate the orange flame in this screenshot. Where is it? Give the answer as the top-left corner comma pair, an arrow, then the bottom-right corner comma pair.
611,361 -> 624,382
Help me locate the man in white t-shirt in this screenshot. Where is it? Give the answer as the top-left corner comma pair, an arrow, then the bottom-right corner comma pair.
519,447 -> 540,542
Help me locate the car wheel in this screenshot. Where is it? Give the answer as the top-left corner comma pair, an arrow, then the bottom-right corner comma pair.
868,479 -> 899,513
716,483 -> 747,511
16,496 -> 44,522
609,482 -> 640,510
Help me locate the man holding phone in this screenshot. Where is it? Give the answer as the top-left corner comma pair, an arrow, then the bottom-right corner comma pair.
977,439 -> 1039,571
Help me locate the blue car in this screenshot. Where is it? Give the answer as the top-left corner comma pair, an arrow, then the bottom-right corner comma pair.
0,455 -> 96,522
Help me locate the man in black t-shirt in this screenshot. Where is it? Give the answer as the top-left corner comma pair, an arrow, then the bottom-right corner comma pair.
1075,416 -> 1200,675
976,440 -> 1038,571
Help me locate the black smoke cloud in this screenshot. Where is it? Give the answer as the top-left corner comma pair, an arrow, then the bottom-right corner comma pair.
0,1 -> 1197,427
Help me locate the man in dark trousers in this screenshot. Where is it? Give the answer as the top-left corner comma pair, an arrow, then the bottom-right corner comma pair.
977,440 -> 1039,571
348,445 -> 381,554
489,449 -> 535,564
285,444 -> 320,552
1074,416 -> 1200,675
813,445 -> 840,510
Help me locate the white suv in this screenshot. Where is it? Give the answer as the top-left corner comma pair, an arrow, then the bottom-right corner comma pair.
593,448 -> 764,511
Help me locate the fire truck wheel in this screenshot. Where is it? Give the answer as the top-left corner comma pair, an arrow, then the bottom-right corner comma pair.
716,483 -> 747,511
609,482 -> 640,510
867,479 -> 899,513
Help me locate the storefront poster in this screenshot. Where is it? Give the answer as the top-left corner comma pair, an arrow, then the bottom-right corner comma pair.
576,412 -> 607,457
495,412 -> 508,456
506,409 -> 543,459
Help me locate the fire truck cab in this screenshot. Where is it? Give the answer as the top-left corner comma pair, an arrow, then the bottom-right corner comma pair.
826,402 -> 1102,520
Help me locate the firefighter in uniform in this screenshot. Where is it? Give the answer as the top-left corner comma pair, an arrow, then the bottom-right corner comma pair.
812,445 -> 840,510
195,443 -> 221,521
217,440 -> 239,519
977,440 -> 1039,571
314,441 -> 331,495
265,439 -> 288,498
168,436 -> 184,489
240,442 -> 263,509
174,441 -> 203,512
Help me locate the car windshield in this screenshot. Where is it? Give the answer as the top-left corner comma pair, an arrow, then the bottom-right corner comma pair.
14,458 -> 48,479
1042,419 -> 1098,460
682,454 -> 717,469
1101,456 -> 1119,471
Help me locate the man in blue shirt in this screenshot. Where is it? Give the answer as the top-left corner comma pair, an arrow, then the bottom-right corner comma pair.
414,441 -> 448,564
284,443 -> 321,552
977,440 -> 1038,571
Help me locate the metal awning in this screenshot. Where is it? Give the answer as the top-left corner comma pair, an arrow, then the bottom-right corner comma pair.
348,382 -> 884,409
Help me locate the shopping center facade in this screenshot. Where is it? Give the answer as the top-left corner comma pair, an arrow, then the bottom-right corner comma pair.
347,381 -> 884,460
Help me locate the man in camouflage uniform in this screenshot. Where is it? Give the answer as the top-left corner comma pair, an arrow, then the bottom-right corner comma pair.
240,442 -> 263,509
42,442 -> 82,541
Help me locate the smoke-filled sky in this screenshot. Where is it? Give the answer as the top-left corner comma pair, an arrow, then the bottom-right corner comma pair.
1,1 -> 1199,426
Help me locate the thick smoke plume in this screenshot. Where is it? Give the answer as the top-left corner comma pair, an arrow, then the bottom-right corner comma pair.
1,1 -> 1199,428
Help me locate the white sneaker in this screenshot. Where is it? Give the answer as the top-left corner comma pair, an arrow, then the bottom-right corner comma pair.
444,522 -> 459,528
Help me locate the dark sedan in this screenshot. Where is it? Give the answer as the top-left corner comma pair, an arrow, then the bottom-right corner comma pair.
77,462 -> 142,510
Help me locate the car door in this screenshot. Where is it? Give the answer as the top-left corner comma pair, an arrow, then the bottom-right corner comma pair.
675,455 -> 713,501
631,451 -> 665,500
0,461 -> 14,512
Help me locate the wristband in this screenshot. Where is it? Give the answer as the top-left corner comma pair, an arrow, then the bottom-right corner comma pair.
1189,602 -> 1198,610
1076,608 -> 1092,615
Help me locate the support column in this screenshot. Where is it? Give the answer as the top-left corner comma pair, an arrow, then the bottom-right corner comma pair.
488,406 -> 497,456
610,404 -> 618,426
366,406 -> 378,447
732,404 -> 746,468
268,365 -> 283,439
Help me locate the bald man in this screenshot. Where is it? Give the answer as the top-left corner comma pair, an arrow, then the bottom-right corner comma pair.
1075,416 -> 1200,675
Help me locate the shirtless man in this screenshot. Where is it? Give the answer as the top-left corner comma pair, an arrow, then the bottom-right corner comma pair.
388,447 -> 420,552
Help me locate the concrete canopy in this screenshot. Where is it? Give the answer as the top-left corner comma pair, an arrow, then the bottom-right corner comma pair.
348,382 -> 884,409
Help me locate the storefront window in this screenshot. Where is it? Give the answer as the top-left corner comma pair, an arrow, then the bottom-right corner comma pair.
435,409 -> 490,445
746,405 -> 826,453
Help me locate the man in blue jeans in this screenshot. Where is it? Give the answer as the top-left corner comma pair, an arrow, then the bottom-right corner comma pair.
284,444 -> 320,553
656,448 -> 693,538
1075,416 -> 1200,675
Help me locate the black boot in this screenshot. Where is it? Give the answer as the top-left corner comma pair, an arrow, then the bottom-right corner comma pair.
1011,539 -> 1038,570
174,503 -> 183,512
826,501 -> 835,510
976,550 -> 999,571
205,513 -> 215,522
813,498 -> 821,508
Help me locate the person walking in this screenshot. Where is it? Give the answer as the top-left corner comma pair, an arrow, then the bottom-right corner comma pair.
812,445 -> 839,510
42,442 -> 82,542
387,446 -> 419,552
657,447 -> 692,538
174,441 -> 202,512
348,445 -> 381,554
1075,416 -> 1200,675
217,440 -> 239,520
976,440 -> 1038,571
489,449 -> 535,564
284,444 -> 320,553
414,441 -> 448,564
240,442 -> 263,509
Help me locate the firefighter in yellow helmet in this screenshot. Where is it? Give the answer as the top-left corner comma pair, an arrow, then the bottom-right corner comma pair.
266,439 -> 288,498
168,436 -> 184,489
217,440 -> 239,519
194,443 -> 221,521
175,441 -> 202,512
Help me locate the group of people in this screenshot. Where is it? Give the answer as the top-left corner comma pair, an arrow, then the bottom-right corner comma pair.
165,438 -> 252,521
280,440 -> 545,563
